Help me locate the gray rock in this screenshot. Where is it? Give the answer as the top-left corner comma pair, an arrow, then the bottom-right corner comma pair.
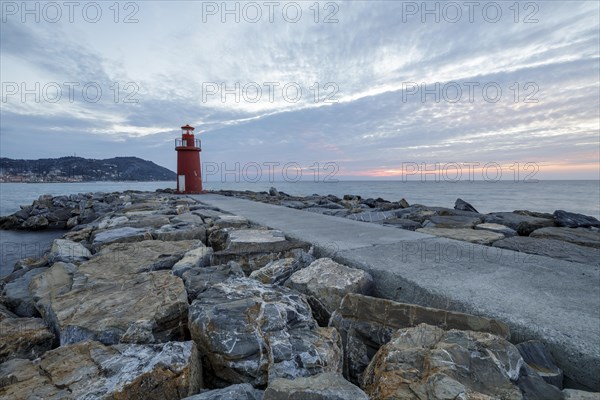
417,227 -> 505,244
362,324 -> 525,400
563,389 -> 600,399
213,230 -> 310,274
554,210 -> 600,228
153,225 -> 207,242
189,278 -> 342,387
182,262 -> 245,300
286,258 -> 373,319
172,244 -> 214,277
48,239 -> 92,264
493,236 -> 600,265
484,212 -> 555,234
530,227 -> 600,248
66,216 -> 79,228
346,210 -> 397,223
455,198 -> 479,213
171,212 -> 205,225
399,198 -> 410,208
475,222 -> 517,237
184,384 -> 263,400
381,217 -> 422,231
0,317 -> 54,362
269,187 -> 279,197
22,215 -> 49,230
91,226 -> 152,250
330,294 -> 510,384
0,340 -> 201,399
423,215 -> 482,229
2,268 -> 47,317
517,340 -> 563,389
280,201 -> 307,209
215,215 -> 249,228
249,258 -> 296,285
264,373 -> 368,400
30,240 -> 195,345
517,363 -> 564,400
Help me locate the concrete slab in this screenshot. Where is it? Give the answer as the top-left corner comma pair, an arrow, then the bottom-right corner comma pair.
190,194 -> 600,390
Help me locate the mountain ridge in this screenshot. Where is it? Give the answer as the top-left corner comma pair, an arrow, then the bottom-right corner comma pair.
0,156 -> 176,182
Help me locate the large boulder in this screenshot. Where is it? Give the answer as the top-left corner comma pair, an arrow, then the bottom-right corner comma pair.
416,227 -> 504,245
30,241 -> 195,345
0,317 -> 54,362
423,215 -> 482,229
362,324 -> 526,400
183,384 -> 263,400
517,340 -> 564,389
493,236 -> 600,265
182,262 -> 245,300
172,244 -> 214,277
474,222 -> 517,237
189,278 -> 342,388
483,212 -> 554,235
48,238 -> 92,264
2,267 -> 47,317
212,229 -> 311,274
454,198 -> 478,213
329,294 -> 510,384
264,373 -> 368,400
554,210 -> 600,228
91,226 -> 152,250
530,227 -> 600,248
0,340 -> 201,399
286,258 -> 373,321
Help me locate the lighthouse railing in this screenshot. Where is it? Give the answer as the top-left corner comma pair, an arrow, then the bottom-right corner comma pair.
175,138 -> 201,149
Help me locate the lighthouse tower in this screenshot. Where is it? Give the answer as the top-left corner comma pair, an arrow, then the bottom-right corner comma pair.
175,124 -> 202,194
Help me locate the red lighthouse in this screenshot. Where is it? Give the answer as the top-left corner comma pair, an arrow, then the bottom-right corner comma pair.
175,124 -> 202,193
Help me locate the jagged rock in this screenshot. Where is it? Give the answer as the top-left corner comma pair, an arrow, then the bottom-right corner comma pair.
183,383 -> 263,400
483,212 -> 554,233
362,324 -> 525,400
30,240 -> 194,345
399,198 -> 410,208
182,262 -> 245,300
286,258 -> 373,319
562,389 -> 600,399
493,237 -> 600,265
475,222 -> 517,237
214,215 -> 249,228
189,278 -> 342,387
97,215 -> 129,229
530,227 -> 600,248
91,226 -> 152,250
517,340 -> 564,388
153,225 -> 207,243
48,239 -> 92,264
66,216 -> 79,228
63,227 -> 92,242
249,258 -> 295,285
417,227 -> 504,244
329,294 -> 510,384
554,210 -> 600,228
517,363 -> 564,400
423,215 -> 482,229
381,218 -> 422,230
172,212 -> 205,225
0,340 -> 201,399
2,267 -> 47,317
0,317 -> 54,362
346,210 -> 397,223
280,200 -> 307,209
269,187 -> 279,197
213,230 -> 310,274
172,244 -> 214,277
454,198 -> 478,213
22,215 -> 49,230
264,373 -> 368,400
0,303 -> 17,320
125,214 -> 171,228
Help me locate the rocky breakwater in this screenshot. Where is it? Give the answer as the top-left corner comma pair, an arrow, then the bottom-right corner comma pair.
1,190 -> 599,399
215,189 -> 600,266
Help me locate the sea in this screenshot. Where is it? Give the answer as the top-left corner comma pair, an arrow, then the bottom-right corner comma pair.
1,180 -> 599,277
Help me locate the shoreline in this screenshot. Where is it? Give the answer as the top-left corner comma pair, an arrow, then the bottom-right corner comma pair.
1,189 -> 599,398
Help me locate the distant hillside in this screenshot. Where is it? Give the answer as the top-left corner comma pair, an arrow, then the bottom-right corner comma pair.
0,156 -> 176,182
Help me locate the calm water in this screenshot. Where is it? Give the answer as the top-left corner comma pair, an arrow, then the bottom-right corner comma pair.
1,180 -> 599,277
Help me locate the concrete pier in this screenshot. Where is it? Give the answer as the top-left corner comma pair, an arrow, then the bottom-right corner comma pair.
192,193 -> 600,390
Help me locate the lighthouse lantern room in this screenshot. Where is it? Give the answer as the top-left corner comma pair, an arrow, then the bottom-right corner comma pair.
175,124 -> 202,194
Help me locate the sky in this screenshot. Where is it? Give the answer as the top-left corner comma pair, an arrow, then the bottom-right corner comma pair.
1,0 -> 599,180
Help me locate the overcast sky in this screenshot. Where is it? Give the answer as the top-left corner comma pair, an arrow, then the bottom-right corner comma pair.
1,1 -> 599,179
